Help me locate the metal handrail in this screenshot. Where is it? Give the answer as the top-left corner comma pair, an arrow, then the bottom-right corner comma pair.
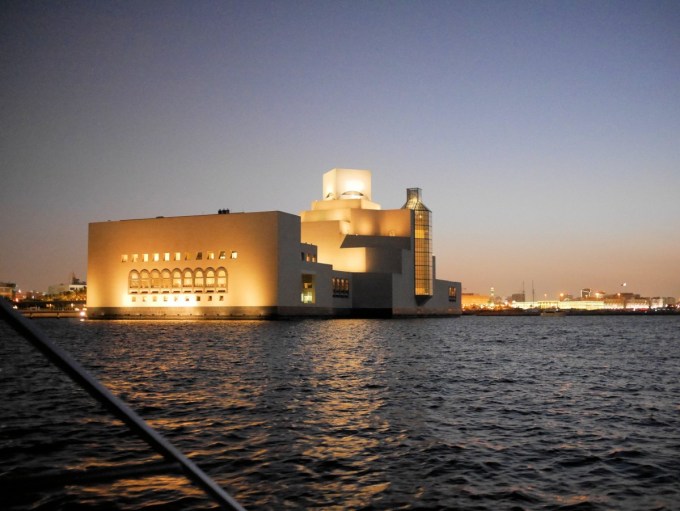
0,299 -> 246,511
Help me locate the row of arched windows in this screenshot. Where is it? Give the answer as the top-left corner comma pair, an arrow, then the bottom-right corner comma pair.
129,268 -> 228,293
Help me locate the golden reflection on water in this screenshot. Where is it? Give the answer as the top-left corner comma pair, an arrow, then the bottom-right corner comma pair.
290,322 -> 392,508
552,493 -> 603,507
75,473 -> 213,508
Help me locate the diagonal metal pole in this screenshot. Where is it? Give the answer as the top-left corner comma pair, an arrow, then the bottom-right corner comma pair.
0,299 -> 246,511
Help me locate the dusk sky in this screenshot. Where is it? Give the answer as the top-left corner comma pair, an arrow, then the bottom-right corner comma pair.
2,1 -> 679,299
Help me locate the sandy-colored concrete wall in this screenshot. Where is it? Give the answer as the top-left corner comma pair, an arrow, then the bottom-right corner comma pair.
88,212 -> 290,310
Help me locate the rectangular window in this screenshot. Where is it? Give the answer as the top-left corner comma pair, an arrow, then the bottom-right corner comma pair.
184,252 -> 191,261
153,253 -> 160,262
196,251 -> 203,260
143,254 -> 149,262
219,250 -> 226,260
175,252 -> 181,261
164,253 -> 170,261
332,277 -> 350,298
207,251 -> 215,260
231,251 -> 238,259
301,252 -> 305,261
121,254 -> 128,263
131,296 -> 136,303
301,274 -> 316,304
448,286 -> 458,302
132,254 -> 139,262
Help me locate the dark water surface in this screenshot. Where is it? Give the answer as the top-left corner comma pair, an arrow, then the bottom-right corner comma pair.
1,316 -> 679,510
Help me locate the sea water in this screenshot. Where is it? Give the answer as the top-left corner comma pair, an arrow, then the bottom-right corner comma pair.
1,316 -> 679,510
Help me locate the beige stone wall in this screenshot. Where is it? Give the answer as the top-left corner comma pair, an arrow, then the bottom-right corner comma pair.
322,168 -> 373,201
300,203 -> 412,274
88,212 -> 292,311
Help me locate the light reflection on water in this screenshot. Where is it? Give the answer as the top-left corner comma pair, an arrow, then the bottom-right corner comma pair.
1,316 -> 680,510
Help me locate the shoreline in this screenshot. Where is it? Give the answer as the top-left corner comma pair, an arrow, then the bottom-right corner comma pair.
464,309 -> 680,316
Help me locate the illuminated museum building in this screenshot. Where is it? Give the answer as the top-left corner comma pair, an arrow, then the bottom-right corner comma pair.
87,169 -> 462,318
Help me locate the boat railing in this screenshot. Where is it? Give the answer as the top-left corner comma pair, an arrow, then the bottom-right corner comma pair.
0,298 -> 246,511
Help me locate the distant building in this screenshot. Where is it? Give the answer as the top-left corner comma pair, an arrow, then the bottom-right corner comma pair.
69,272 -> 87,292
47,273 -> 86,296
0,282 -> 16,300
650,297 -> 665,309
625,298 -> 650,310
87,169 -> 462,319
462,293 -> 492,309
14,289 -> 44,301
47,283 -> 70,296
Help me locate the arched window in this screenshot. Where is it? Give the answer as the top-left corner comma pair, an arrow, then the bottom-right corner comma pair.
140,270 -> 150,290
161,269 -> 171,289
172,269 -> 182,290
216,267 -> 228,292
194,268 -> 205,290
129,270 -> 140,293
150,269 -> 161,289
182,269 -> 193,289
205,268 -> 215,290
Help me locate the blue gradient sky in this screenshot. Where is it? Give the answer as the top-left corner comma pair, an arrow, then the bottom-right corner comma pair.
2,1 -> 679,298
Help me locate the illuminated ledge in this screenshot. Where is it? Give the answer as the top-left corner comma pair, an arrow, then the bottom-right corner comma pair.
308,198 -> 381,211
85,306 -> 461,320
86,306 -> 350,320
340,235 -> 410,249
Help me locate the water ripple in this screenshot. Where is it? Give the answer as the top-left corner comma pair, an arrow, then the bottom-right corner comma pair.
2,316 -> 679,509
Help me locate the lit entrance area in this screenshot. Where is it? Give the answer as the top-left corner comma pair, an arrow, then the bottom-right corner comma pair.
301,274 -> 315,303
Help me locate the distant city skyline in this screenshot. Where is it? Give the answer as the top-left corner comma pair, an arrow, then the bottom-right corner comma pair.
2,1 -> 679,298
463,282 -> 671,300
